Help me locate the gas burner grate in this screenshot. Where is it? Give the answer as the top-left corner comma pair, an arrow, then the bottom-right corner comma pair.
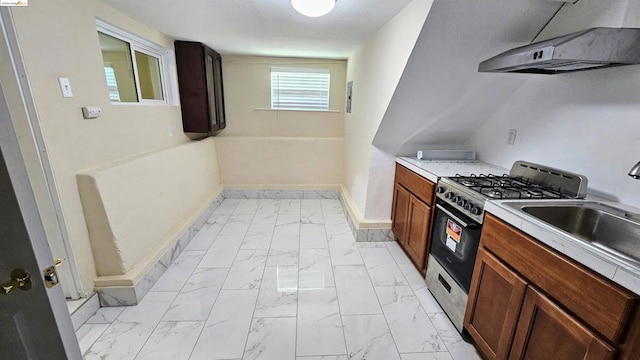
449,173 -> 570,200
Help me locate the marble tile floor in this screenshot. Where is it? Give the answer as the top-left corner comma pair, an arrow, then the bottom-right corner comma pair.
77,198 -> 482,360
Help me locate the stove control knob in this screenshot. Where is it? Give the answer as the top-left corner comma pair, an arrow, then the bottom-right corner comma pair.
470,207 -> 481,215
452,196 -> 461,203
464,202 -> 474,211
445,192 -> 455,200
436,186 -> 445,194
457,198 -> 467,207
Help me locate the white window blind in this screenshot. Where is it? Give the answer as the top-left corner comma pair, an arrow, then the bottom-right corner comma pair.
271,67 -> 330,111
103,66 -> 121,102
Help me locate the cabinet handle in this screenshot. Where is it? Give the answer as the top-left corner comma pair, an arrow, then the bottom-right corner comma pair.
438,274 -> 452,293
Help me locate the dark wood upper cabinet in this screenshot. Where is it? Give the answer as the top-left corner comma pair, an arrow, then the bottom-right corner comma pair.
174,41 -> 226,134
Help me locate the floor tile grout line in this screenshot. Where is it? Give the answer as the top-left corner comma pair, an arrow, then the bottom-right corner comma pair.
131,291 -> 180,360
294,199 -> 301,359
320,200 -> 351,358
185,198 -> 256,360
160,200 -> 242,317
355,242 -> 405,359
239,197 -> 279,359
77,323 -> 110,358
375,262 -> 450,356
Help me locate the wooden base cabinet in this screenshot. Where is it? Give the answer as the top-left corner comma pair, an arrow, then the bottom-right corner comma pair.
405,195 -> 431,268
392,184 -> 410,245
391,164 -> 435,274
464,214 -> 639,360
465,248 -> 527,360
511,287 -> 615,360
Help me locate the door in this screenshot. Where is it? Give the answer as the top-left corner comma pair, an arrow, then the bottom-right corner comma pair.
464,248 -> 528,360
0,80 -> 82,358
405,195 -> 431,271
429,204 -> 482,292
391,183 -> 410,244
510,287 -> 615,360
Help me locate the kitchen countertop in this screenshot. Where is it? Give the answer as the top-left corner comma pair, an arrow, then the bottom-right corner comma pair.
396,156 -> 509,183
395,156 -> 640,296
486,200 -> 640,296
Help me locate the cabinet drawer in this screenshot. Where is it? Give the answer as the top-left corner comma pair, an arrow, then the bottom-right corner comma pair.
395,164 -> 435,205
481,214 -> 636,343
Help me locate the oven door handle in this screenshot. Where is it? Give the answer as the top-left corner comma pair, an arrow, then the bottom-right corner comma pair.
436,204 -> 470,228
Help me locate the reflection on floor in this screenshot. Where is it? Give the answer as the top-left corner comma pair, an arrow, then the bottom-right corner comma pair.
77,198 -> 482,360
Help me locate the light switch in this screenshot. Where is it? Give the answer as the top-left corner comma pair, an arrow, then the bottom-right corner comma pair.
58,77 -> 73,98
81,106 -> 102,119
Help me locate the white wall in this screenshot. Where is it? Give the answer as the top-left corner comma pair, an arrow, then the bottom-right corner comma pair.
215,56 -> 345,187
465,0 -> 640,207
343,0 -> 433,223
10,0 -> 195,294
78,139 -> 220,284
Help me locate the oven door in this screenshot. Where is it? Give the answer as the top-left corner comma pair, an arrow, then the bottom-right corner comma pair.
429,200 -> 481,292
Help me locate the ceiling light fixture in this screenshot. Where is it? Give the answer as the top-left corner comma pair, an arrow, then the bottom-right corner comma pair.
291,0 -> 336,17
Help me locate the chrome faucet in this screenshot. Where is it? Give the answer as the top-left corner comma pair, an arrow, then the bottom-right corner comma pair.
629,161 -> 640,179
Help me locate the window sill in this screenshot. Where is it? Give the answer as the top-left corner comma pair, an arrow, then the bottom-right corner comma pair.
111,102 -> 178,107
254,108 -> 341,113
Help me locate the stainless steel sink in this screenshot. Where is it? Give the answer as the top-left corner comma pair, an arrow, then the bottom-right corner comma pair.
504,201 -> 640,265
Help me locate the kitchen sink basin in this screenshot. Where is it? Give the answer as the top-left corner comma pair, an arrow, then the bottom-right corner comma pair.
505,201 -> 640,265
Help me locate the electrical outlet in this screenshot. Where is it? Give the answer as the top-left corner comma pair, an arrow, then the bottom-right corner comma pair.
507,129 -> 517,145
81,106 -> 102,119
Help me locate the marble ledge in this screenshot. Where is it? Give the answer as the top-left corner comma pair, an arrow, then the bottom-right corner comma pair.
96,194 -> 225,307
224,189 -> 340,199
485,200 -> 640,296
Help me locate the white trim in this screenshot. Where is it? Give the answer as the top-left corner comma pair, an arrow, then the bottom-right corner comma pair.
1,8 -> 85,299
95,18 -> 178,106
270,66 -> 330,74
254,107 -> 340,113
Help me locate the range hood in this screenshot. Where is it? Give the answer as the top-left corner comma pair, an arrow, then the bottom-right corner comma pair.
479,27 -> 640,74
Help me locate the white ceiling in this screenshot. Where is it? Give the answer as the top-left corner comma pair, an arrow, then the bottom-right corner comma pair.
99,0 -> 413,59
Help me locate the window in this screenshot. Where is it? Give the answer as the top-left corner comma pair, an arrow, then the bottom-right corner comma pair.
96,20 -> 175,104
270,67 -> 330,111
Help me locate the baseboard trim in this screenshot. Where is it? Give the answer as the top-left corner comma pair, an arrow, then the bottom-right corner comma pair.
224,188 -> 340,199
95,192 -> 225,306
338,187 -> 393,242
69,292 -> 99,331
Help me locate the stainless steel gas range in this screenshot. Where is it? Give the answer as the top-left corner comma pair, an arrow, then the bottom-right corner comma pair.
425,161 -> 588,334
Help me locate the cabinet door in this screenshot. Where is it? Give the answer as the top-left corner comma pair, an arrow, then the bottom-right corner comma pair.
204,50 -> 218,129
464,248 -> 528,360
405,195 -> 431,271
510,287 -> 616,360
212,51 -> 226,130
391,183 -> 410,245
175,41 -> 210,133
